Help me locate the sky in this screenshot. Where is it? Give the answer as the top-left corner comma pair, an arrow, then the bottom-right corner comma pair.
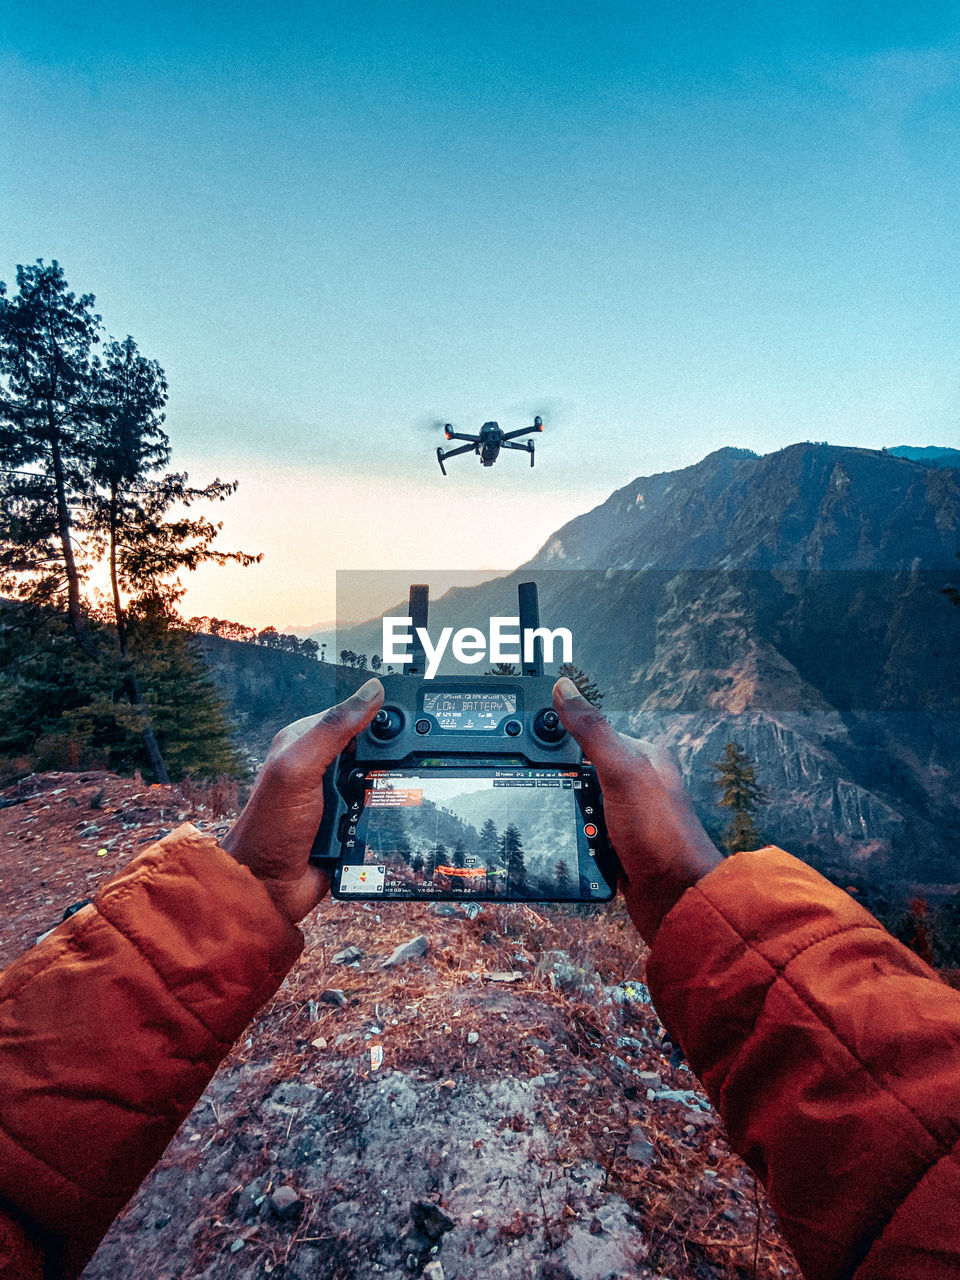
3,1 -> 960,627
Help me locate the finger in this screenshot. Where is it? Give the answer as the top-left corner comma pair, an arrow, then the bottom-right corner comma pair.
279,678 -> 384,783
552,677 -> 655,793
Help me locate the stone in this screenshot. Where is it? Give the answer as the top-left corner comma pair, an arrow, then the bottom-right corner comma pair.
410,1199 -> 456,1240
636,1070 -> 662,1088
422,1263 -> 445,1280
607,980 -> 651,1005
382,934 -> 429,969
467,1031 -> 479,1045
270,1185 -> 304,1221
319,988 -> 348,1007
332,945 -> 363,965
462,902 -> 482,919
432,903 -> 459,916
626,1139 -> 657,1165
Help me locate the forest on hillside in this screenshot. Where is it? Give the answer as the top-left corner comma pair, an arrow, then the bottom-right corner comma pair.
0,259 -> 262,783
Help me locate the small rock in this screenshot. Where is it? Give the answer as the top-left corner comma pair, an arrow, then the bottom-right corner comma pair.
382,934 -> 429,969
589,1216 -> 604,1235
627,1139 -> 657,1165
682,1109 -> 712,1128
484,970 -> 523,983
332,945 -> 364,965
636,1071 -> 661,1088
422,1263 -> 445,1280
233,1180 -> 265,1221
432,903 -> 459,916
229,1238 -> 246,1253
467,1031 -> 479,1045
319,988 -> 348,1007
607,980 -> 651,1005
462,902 -> 482,920
270,1185 -> 304,1221
154,1214 -> 171,1229
89,789 -> 104,810
311,1037 -> 328,1050
410,1199 -> 456,1240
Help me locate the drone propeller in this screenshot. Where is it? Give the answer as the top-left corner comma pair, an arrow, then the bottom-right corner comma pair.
412,414 -> 453,435
508,396 -> 570,430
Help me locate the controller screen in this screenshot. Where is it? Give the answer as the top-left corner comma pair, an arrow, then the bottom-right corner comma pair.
337,767 -> 610,900
421,690 -> 518,732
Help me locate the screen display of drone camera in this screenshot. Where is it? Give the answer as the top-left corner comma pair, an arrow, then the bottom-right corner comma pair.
335,766 -> 613,901
420,689 -> 518,732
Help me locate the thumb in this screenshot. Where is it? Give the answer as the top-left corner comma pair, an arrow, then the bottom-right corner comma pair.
552,677 -> 638,790
271,678 -> 384,784
553,676 -> 615,759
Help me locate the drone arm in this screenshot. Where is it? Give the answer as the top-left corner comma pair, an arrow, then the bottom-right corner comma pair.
444,431 -> 479,443
501,439 -> 536,467
437,441 -> 478,474
502,419 -> 544,442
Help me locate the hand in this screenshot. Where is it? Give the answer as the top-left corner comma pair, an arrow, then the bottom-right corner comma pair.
222,678 -> 384,924
553,677 -> 722,945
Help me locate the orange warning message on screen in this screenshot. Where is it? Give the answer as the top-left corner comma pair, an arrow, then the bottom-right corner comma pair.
365,788 -> 424,807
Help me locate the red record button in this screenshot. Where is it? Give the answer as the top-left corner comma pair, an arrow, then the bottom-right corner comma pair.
583,822 -> 598,838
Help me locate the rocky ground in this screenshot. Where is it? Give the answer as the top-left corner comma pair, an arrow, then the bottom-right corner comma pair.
1,772 -> 800,1280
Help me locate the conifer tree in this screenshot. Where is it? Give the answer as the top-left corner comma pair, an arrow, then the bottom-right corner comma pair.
0,261 -> 100,654
478,817 -> 499,866
713,741 -> 766,853
501,823 -> 527,893
427,842 -> 447,878
554,858 -> 571,895
453,838 -> 467,868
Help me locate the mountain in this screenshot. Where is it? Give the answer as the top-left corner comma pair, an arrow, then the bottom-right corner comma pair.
887,445 -> 960,469
334,443 -> 960,888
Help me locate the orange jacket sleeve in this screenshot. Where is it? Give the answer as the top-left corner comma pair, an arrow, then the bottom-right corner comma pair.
646,847 -> 960,1280
0,825 -> 302,1280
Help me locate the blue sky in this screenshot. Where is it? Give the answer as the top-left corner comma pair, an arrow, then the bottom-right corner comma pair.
3,2 -> 960,624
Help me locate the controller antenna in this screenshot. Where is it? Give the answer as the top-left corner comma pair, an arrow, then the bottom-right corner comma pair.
408,584 -> 429,675
518,581 -> 543,677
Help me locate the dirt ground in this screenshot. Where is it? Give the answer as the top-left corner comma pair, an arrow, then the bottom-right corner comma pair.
1,772 -> 801,1280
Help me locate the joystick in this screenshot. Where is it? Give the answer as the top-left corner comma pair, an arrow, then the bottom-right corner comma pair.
370,707 -> 404,740
533,707 -> 565,743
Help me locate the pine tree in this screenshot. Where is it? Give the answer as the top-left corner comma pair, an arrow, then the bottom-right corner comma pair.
452,838 -> 467,868
427,843 -> 447,878
554,859 -> 572,895
411,851 -> 425,875
501,823 -> 527,893
478,817 -> 499,867
0,260 -> 101,655
713,741 -> 766,854
556,662 -> 604,710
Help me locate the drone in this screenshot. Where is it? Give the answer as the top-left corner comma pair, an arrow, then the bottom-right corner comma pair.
436,417 -> 544,475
